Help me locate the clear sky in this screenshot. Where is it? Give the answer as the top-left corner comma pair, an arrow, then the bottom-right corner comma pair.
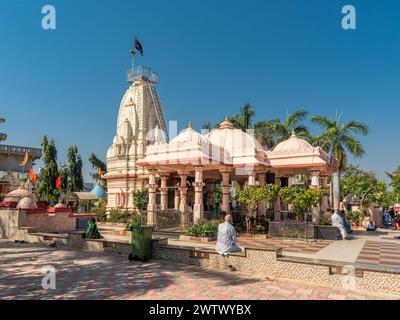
0,0 -> 399,182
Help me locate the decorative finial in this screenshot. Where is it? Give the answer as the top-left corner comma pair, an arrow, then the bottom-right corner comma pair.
188,121 -> 192,129
224,115 -> 228,121
291,129 -> 296,136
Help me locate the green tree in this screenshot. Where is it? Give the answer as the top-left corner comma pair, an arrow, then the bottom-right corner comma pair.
341,165 -> 389,213
238,184 -> 280,232
279,186 -> 325,218
311,112 -> 369,210
387,166 -> 400,203
65,146 -> 83,192
228,105 -> 310,149
36,136 -> 59,202
255,108 -> 310,148
88,153 -> 107,189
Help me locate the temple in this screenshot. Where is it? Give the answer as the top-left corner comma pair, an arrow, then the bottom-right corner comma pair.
105,66 -> 167,211
137,118 -> 338,227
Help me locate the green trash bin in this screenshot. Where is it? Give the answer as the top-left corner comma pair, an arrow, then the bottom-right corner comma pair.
128,226 -> 153,262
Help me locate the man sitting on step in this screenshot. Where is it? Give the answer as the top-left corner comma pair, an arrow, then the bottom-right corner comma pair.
216,214 -> 242,255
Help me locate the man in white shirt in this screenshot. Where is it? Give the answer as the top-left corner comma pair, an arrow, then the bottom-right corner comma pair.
331,210 -> 350,240
216,214 -> 242,254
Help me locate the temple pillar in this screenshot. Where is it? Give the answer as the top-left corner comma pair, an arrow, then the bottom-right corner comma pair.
258,172 -> 267,215
147,169 -> 158,227
310,171 -> 321,224
220,169 -> 231,214
160,174 -> 169,211
193,166 -> 204,223
321,175 -> 329,214
274,176 -> 281,221
207,182 -> 214,208
174,188 -> 180,210
178,172 -> 188,228
248,170 -> 256,186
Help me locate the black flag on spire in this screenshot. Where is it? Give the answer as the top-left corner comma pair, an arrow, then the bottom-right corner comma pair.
134,38 -> 144,56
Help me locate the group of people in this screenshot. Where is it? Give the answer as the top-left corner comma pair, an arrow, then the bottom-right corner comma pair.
382,207 -> 400,229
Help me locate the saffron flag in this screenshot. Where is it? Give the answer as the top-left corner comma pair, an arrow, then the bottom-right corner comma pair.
29,166 -> 37,184
98,167 -> 104,178
56,175 -> 61,190
20,150 -> 29,166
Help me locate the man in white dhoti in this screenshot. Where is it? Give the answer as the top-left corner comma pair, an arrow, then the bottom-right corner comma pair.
331,210 -> 350,240
216,214 -> 242,254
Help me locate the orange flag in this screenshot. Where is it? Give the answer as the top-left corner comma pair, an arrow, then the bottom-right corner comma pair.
98,167 -> 104,178
29,166 -> 37,184
20,150 -> 28,166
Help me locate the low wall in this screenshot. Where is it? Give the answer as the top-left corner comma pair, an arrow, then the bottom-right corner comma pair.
0,209 -> 23,238
23,211 -> 76,233
0,208 -> 76,236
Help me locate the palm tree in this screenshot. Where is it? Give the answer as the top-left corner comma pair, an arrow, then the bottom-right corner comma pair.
311,112 -> 369,210
227,105 -> 311,149
255,108 -> 310,148
228,103 -> 255,131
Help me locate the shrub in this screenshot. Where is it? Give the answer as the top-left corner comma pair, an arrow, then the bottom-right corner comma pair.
109,209 -> 132,223
347,210 -> 362,226
186,219 -> 221,238
94,208 -> 107,222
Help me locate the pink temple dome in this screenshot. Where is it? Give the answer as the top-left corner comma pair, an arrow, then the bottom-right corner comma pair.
16,197 -> 38,210
272,131 -> 314,154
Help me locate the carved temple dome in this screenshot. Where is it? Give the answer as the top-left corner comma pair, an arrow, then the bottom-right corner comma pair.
4,185 -> 31,202
16,196 -> 38,209
169,123 -> 209,145
205,118 -> 265,156
271,131 -> 314,154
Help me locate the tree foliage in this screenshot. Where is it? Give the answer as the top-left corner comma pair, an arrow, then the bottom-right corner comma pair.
36,136 -> 59,202
341,165 -> 390,209
278,186 -> 325,216
311,113 -> 369,171
65,146 -> 83,192
227,104 -> 310,149
387,166 -> 400,201
88,153 -> 107,189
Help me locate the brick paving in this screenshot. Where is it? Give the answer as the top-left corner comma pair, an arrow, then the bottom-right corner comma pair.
356,240 -> 400,267
0,240 -> 394,300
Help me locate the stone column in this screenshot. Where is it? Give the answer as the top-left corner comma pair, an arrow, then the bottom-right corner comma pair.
160,174 -> 169,211
258,172 -> 267,215
248,170 -> 256,186
147,169 -> 158,227
193,166 -> 204,223
207,182 -> 214,209
174,188 -> 180,210
310,171 -> 321,224
274,176 -> 281,221
321,175 -> 329,214
178,173 -> 188,229
220,170 -> 231,214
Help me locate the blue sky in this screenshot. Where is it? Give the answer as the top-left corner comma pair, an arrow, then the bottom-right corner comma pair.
0,0 -> 399,182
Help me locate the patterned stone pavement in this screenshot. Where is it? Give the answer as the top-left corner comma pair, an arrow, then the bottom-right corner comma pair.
0,240 -> 395,300
237,238 -> 333,254
356,240 -> 400,267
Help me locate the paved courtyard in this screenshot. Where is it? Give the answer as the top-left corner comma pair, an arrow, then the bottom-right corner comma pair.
0,240 -> 396,300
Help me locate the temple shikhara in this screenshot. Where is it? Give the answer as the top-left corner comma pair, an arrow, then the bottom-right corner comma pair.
105,67 -> 166,212
105,64 -> 338,228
